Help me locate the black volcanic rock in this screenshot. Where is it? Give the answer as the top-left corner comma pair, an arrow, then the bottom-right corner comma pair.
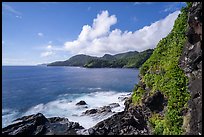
2,113 -> 84,135
3,2 -> 202,136
109,103 -> 120,109
76,100 -> 87,105
85,106 -> 149,135
82,105 -> 114,116
179,2 -> 202,135
83,109 -> 98,115
82,103 -> 120,116
144,91 -> 167,113
99,106 -> 112,113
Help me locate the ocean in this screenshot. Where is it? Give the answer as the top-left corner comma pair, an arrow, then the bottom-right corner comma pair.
2,66 -> 139,128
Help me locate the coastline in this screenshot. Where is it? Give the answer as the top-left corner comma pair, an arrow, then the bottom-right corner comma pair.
2,91 -> 132,129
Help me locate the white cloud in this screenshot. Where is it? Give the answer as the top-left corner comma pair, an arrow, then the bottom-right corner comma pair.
134,2 -> 153,5
161,2 -> 186,13
16,15 -> 22,19
41,51 -> 54,57
2,41 -> 5,44
63,10 -> 180,57
40,44 -> 55,57
2,4 -> 22,15
38,32 -> 44,37
46,45 -> 52,49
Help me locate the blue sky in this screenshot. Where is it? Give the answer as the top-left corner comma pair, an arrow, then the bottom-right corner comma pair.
2,2 -> 186,65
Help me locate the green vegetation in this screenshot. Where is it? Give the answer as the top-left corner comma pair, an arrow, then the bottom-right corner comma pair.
84,49 -> 153,68
47,54 -> 97,66
84,59 -> 112,68
48,49 -> 153,68
132,85 -> 145,105
132,4 -> 191,135
149,113 -> 165,135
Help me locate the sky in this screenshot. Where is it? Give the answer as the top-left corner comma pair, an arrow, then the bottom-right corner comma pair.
2,2 -> 186,66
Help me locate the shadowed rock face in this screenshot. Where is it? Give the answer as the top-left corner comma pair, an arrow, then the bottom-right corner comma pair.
179,2 -> 202,135
144,91 -> 167,113
85,105 -> 149,135
2,113 -> 84,135
2,2 -> 202,136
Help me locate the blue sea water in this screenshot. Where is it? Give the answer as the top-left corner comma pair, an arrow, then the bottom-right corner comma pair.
2,66 -> 139,128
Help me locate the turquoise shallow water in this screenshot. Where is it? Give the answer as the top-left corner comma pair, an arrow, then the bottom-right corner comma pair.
2,66 -> 139,128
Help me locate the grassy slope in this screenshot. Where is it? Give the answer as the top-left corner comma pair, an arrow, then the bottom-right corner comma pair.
132,4 -> 191,135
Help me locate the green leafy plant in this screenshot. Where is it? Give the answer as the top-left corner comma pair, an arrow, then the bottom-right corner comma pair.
132,3 -> 191,135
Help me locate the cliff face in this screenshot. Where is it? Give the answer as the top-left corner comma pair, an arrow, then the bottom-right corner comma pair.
130,3 -> 190,135
2,2 -> 202,136
87,3 -> 202,135
179,2 -> 202,135
90,2 -> 201,135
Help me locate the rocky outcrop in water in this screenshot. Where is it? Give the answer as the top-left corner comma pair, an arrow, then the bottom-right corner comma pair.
2,113 -> 84,135
76,100 -> 87,105
82,106 -> 111,115
179,2 -> 202,135
2,2 -> 202,136
83,100 -> 149,135
82,103 -> 120,115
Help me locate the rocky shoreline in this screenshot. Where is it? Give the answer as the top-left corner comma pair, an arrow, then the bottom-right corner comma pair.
1,97 -> 129,135
2,97 -> 149,135
2,113 -> 84,135
2,2 -> 202,135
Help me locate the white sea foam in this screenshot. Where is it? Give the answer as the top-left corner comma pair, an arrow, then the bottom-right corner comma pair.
22,91 -> 131,129
88,87 -> 102,90
2,109 -> 19,128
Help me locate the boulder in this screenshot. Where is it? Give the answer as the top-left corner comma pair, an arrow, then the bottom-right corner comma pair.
2,113 -> 84,135
99,106 -> 112,113
118,96 -> 128,102
76,100 -> 87,105
86,106 -> 149,135
82,106 -> 112,116
109,103 -> 120,109
83,109 -> 98,115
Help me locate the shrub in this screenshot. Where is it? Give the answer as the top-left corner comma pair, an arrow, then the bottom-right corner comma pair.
132,4 -> 191,135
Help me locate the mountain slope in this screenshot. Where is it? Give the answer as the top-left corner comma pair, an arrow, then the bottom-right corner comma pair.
114,51 -> 139,59
47,49 -> 153,68
84,49 -> 153,68
47,54 -> 97,66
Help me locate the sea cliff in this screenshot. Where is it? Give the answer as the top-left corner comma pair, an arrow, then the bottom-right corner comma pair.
2,2 -> 202,135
